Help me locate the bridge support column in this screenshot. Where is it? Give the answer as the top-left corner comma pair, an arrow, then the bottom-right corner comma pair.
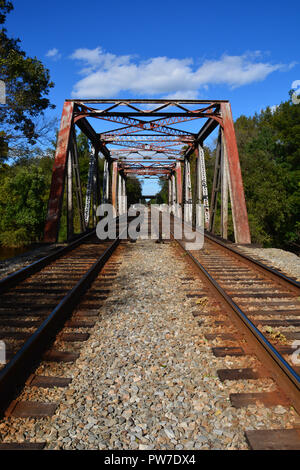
220,102 -> 251,244
70,130 -> 85,233
209,129 -> 221,234
111,161 -> 118,217
84,146 -> 99,228
122,177 -> 127,215
44,101 -> 74,242
118,173 -> 122,215
175,161 -> 182,218
171,173 -> 176,214
123,178 -> 127,214
66,149 -> 73,241
92,148 -> 100,227
103,159 -> 110,204
183,158 -> 192,223
118,173 -> 127,215
168,177 -> 172,211
220,129 -> 229,239
196,145 -> 210,229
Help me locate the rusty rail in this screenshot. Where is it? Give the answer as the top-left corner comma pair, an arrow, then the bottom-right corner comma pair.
170,223 -> 300,413
0,229 -> 95,295
0,229 -> 124,417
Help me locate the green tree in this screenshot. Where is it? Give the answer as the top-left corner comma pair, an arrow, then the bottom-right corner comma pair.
126,176 -> 142,206
235,94 -> 300,249
0,164 -> 48,246
0,1 -> 54,158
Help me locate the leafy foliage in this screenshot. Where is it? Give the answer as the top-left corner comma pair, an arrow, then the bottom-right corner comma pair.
0,0 -> 12,25
0,164 -> 48,246
0,1 -> 54,158
236,95 -> 300,248
126,177 -> 142,206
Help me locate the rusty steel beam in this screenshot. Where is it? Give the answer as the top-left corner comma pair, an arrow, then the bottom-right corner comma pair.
111,161 -> 118,216
75,115 -> 111,159
107,141 -> 181,154
67,99 -> 230,104
220,102 -> 251,244
183,118 -> 220,160
44,98 -> 251,246
74,104 -> 196,137
175,161 -> 182,206
124,169 -> 171,175
44,101 -> 74,243
103,135 -> 192,143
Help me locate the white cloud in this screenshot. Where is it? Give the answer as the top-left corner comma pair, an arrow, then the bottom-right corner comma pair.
70,47 -> 293,98
46,48 -> 62,60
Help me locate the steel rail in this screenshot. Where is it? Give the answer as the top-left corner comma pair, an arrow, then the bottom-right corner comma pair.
169,222 -> 300,412
0,230 -> 96,295
203,230 -> 300,293
0,231 -> 124,417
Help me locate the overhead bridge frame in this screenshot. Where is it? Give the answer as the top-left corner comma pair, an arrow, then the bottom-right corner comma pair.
44,99 -> 251,244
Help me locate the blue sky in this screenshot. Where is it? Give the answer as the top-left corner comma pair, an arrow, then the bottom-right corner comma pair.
5,0 -> 300,194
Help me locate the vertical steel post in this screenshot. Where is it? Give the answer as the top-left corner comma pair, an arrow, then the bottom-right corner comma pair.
102,159 -> 107,204
198,144 -> 210,229
209,129 -> 222,233
66,150 -> 73,241
111,161 -> 118,217
220,129 -> 229,239
184,159 -> 192,223
195,148 -> 202,228
44,101 -> 74,242
70,130 -> 85,233
92,148 -> 98,227
183,159 -> 187,221
103,159 -> 110,203
171,173 -> 176,214
175,161 -> 182,207
123,177 -> 127,215
84,147 -> 97,228
220,102 -> 251,244
168,177 -> 172,210
118,173 -> 122,215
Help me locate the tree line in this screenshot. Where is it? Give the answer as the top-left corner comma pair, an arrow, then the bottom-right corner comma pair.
0,133 -> 143,247
0,1 -> 299,251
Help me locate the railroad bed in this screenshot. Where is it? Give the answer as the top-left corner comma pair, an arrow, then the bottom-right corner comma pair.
0,218 -> 299,450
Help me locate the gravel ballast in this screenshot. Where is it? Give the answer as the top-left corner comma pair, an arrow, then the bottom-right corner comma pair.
0,239 -> 299,450
236,246 -> 300,281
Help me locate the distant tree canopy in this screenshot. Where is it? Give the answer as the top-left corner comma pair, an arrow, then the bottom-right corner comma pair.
126,177 -> 142,206
235,94 -> 300,248
0,162 -> 49,246
0,0 -> 55,159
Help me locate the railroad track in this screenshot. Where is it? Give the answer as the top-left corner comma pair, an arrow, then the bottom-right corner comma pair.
0,223 -> 126,426
0,208 -> 299,450
169,217 -> 300,449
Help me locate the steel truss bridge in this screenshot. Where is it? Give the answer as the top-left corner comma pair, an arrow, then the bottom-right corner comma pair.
44,99 -> 251,245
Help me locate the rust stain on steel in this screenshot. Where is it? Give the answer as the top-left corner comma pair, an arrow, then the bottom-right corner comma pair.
220,102 -> 251,244
44,101 -> 74,242
124,169 -> 171,175
111,161 -> 118,215
175,161 -> 182,205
